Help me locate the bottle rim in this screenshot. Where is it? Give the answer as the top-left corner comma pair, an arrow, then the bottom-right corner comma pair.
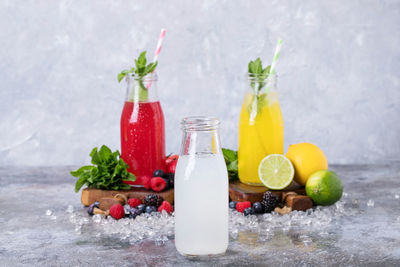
246,72 -> 277,81
126,72 -> 158,82
181,116 -> 220,131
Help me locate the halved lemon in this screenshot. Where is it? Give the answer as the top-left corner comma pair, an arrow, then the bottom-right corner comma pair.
258,154 -> 294,190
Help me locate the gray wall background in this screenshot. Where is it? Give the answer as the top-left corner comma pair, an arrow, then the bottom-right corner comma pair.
1,0 -> 399,166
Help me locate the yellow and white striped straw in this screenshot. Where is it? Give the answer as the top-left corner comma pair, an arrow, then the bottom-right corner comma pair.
265,38 -> 282,93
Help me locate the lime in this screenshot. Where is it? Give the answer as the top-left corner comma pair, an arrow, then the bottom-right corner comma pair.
258,154 -> 294,190
305,170 -> 343,206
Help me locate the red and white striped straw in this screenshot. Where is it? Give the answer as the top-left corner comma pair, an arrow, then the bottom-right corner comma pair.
147,29 -> 166,89
153,28 -> 166,63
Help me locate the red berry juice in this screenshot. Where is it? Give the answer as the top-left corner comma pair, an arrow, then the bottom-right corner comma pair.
120,101 -> 166,180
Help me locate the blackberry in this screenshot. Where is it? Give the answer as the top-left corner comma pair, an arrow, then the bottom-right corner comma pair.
165,173 -> 174,180
243,207 -> 255,216
252,202 -> 263,214
165,173 -> 174,187
143,194 -> 164,207
229,201 -> 237,209
261,191 -> 278,213
162,177 -> 170,189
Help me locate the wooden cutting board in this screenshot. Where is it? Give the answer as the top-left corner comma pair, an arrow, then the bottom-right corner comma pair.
82,181 -> 304,206
229,180 -> 305,203
81,187 -> 174,206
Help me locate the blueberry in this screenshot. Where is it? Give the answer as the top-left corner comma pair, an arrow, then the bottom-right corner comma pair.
252,202 -> 263,214
129,208 -> 138,219
145,205 -> 157,214
87,201 -> 99,216
128,208 -> 142,219
229,201 -> 237,209
243,207 -> 255,216
137,204 -> 146,213
153,169 -> 165,177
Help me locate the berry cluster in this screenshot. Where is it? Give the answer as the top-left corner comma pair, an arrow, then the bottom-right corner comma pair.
87,194 -> 173,220
131,155 -> 178,192
230,191 -> 279,216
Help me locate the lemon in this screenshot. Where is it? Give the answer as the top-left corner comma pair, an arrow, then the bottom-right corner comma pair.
258,154 -> 294,190
306,170 -> 343,205
285,143 -> 328,186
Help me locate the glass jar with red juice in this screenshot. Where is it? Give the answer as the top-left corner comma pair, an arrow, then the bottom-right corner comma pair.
120,73 -> 166,183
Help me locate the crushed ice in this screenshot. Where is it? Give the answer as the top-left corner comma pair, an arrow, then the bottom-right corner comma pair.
53,199 -> 360,245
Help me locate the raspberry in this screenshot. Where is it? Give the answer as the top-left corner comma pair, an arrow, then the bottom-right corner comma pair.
109,204 -> 125,220
236,201 -> 251,213
158,201 -> 173,213
127,198 -> 142,208
141,175 -> 151,189
151,177 -> 167,192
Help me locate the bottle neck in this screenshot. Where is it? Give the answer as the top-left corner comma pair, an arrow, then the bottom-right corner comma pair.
247,73 -> 277,95
125,73 -> 159,102
180,117 -> 221,156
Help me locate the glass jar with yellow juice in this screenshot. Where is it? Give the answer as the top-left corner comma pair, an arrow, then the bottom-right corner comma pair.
238,68 -> 284,186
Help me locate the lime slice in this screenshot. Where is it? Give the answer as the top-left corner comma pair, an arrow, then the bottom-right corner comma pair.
258,154 -> 294,190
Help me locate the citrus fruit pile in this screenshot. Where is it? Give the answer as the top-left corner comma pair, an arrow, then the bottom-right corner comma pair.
258,142 -> 343,206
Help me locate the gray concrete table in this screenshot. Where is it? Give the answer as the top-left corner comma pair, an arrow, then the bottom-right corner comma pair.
1,164 -> 400,266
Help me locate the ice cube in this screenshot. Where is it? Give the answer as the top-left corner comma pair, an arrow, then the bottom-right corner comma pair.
66,205 -> 74,213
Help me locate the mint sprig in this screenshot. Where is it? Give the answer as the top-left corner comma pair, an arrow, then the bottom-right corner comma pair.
118,51 -> 158,101
247,58 -> 271,118
118,51 -> 157,82
71,145 -> 135,192
248,58 -> 270,93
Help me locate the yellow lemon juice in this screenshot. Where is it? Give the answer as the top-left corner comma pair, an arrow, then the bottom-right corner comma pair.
238,92 -> 284,185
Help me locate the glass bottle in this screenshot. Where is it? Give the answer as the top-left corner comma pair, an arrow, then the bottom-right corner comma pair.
120,73 -> 166,182
174,116 -> 229,256
238,73 -> 284,185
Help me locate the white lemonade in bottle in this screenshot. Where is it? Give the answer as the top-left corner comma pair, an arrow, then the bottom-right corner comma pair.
174,117 -> 229,256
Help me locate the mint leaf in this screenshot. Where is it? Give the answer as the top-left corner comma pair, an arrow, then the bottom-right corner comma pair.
222,148 -> 239,181
70,165 -> 93,177
222,148 -> 237,163
75,176 -> 87,192
71,145 -> 136,192
117,70 -> 130,83
227,160 -> 238,172
99,145 -> 112,160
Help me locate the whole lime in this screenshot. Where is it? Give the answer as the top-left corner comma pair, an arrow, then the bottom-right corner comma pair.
305,170 -> 343,206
